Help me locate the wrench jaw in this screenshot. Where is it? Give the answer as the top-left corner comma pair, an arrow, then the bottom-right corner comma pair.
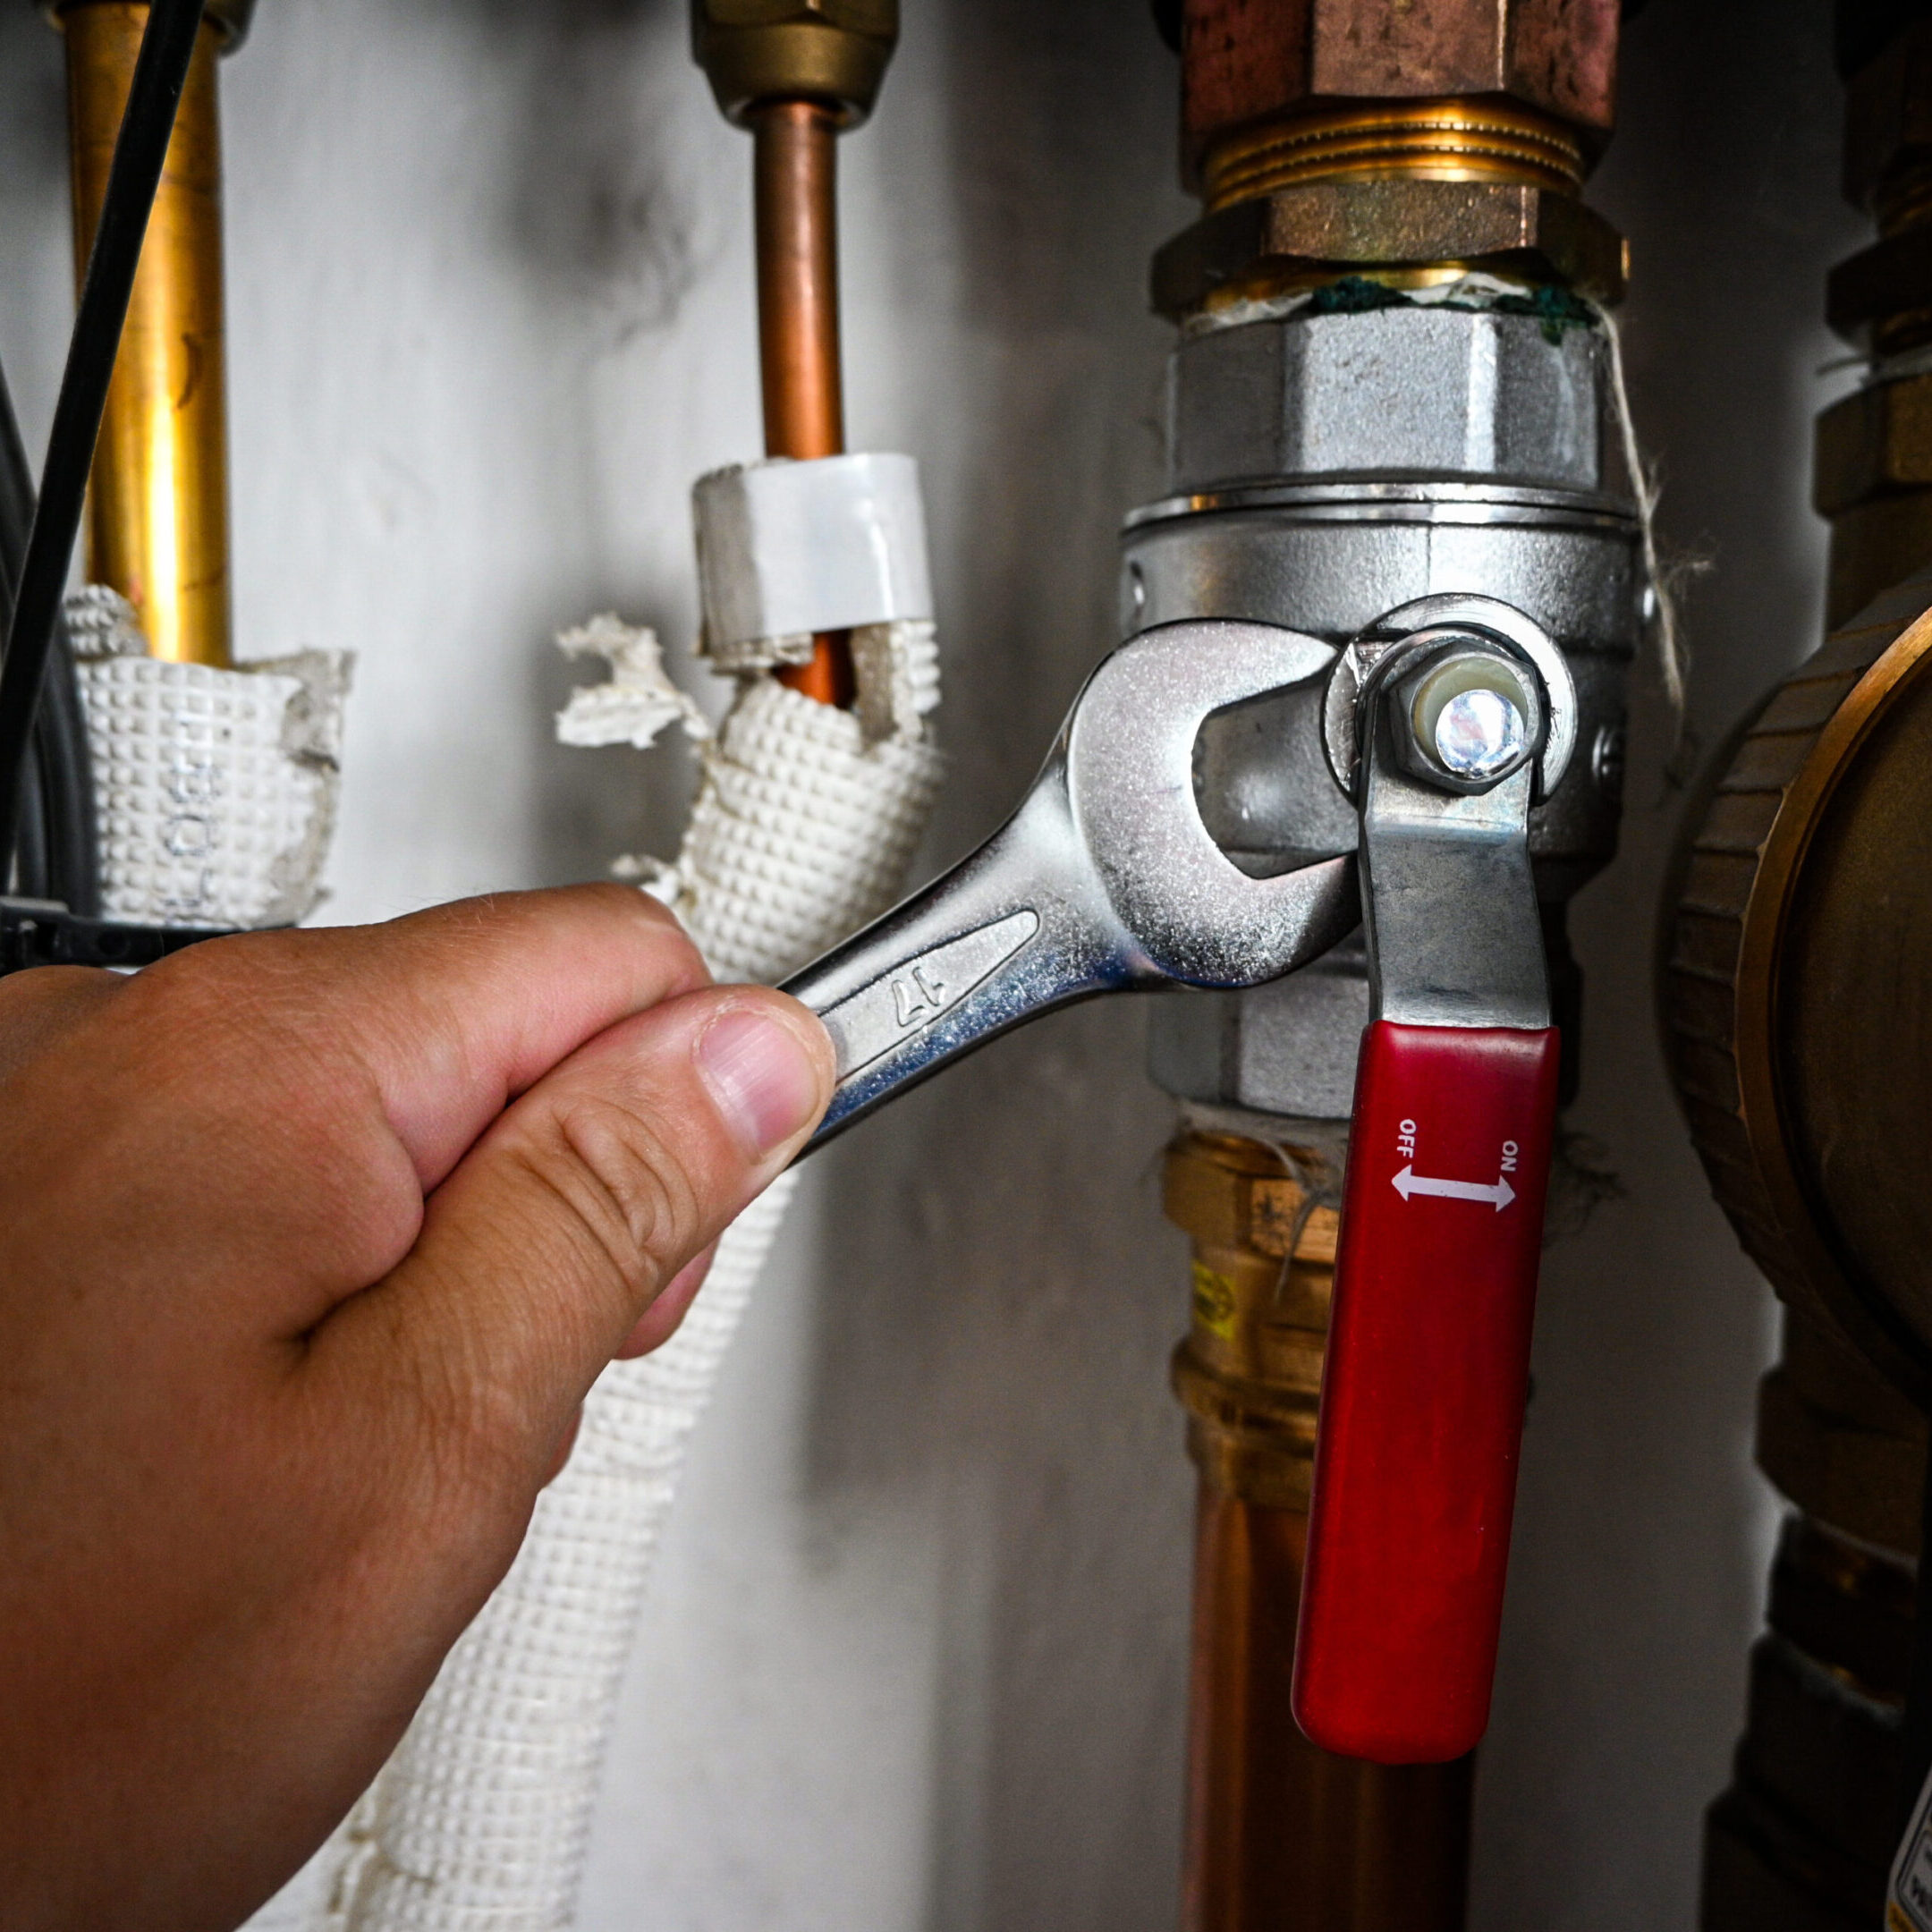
1068,620 -> 1358,989
779,618 -> 1358,1152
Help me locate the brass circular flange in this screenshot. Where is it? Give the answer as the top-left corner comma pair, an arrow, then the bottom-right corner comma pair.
1662,569 -> 1932,1402
691,0 -> 897,130
1201,97 -> 1586,216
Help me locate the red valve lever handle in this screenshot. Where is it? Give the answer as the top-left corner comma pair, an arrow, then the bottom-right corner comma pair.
1292,1021 -> 1560,1764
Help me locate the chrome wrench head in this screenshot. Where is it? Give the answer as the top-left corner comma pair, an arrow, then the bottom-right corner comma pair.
781,619 -> 1360,1148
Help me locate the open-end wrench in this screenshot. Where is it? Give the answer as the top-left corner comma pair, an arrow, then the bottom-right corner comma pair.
778,595 -> 1576,1769
778,619 -> 1360,1148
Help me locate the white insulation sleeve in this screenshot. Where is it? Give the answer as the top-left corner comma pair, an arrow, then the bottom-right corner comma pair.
65,587 -> 351,928
648,666 -> 942,982
255,463 -> 944,1932
336,1175 -> 801,1930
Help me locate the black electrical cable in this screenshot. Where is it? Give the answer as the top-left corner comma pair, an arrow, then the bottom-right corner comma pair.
32,624 -> 101,916
0,360 -> 98,916
13,737 -> 48,902
0,0 -> 206,882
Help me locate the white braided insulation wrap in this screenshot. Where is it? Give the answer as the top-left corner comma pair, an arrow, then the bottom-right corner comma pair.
655,677 -> 944,985
282,631 -> 944,1932
554,617 -> 709,751
339,1176 -> 798,1932
76,647 -> 351,929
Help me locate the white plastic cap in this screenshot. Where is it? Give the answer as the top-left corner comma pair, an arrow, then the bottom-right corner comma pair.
693,452 -> 934,656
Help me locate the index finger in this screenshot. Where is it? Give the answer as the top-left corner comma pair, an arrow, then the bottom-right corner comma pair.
133,883 -> 712,1196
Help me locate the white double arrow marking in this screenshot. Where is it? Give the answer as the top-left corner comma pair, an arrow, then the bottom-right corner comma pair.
1392,1165 -> 1516,1212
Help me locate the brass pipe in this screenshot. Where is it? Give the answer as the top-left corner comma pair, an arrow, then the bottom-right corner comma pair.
1165,1131 -> 1473,1930
752,97 -> 852,709
63,1 -> 232,668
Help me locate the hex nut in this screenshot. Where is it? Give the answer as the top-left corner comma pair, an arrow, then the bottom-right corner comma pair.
1843,19 -> 1932,216
1168,303 -> 1613,495
1754,1311 -> 1927,1555
691,0 -> 897,127
1826,490 -> 1932,630
1150,177 -> 1627,318
1162,1139 -> 1340,1265
1180,0 -> 1621,174
1816,372 -> 1932,623
1815,371 -> 1932,514
1757,1367 -> 1926,1555
1826,225 -> 1932,352
1148,949 -> 1371,1123
1398,645 -> 1540,791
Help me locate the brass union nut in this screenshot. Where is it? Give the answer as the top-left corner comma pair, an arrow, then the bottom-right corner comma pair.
1758,1367 -> 1926,1555
1756,1316 -> 1927,1555
691,0 -> 897,128
1843,19 -> 1932,218
1150,176 -> 1626,320
1815,371 -> 1932,515
1812,367 -> 1932,622
1826,225 -> 1932,353
1181,0 -> 1620,175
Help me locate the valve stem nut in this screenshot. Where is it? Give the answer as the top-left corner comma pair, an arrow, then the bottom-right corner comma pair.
1395,644 -> 1544,794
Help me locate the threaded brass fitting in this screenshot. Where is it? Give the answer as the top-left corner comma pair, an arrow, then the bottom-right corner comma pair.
1163,1131 -> 1340,1511
691,0 -> 897,129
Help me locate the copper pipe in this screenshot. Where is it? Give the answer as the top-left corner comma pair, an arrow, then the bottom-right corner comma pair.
1165,1132 -> 1473,1930
1187,1487 -> 1474,1932
752,97 -> 853,708
64,1 -> 232,667
754,97 -> 844,462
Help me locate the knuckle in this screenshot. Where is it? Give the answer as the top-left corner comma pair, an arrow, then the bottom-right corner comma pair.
518,1090 -> 702,1299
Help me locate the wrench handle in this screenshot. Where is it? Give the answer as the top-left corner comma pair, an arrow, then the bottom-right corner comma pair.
1292,1021 -> 1560,1764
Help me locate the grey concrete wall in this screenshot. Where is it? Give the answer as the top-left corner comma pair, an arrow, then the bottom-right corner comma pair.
0,1 -> 1870,1924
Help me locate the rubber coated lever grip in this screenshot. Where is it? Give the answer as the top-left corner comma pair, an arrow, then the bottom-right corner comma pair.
1292,1021 -> 1561,1765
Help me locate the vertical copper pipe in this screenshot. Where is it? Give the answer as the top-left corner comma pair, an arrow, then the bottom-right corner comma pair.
754,97 -> 844,462
751,97 -> 854,708
64,1 -> 232,667
1166,1132 -> 1473,1930
1186,1487 -> 1474,1931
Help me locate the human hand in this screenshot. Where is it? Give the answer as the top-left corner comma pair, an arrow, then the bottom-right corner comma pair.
0,885 -> 832,1932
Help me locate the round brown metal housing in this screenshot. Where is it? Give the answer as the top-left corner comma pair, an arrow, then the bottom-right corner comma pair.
1662,569 -> 1932,1403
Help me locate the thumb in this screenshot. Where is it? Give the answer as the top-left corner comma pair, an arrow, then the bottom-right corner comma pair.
307,985 -> 831,1485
